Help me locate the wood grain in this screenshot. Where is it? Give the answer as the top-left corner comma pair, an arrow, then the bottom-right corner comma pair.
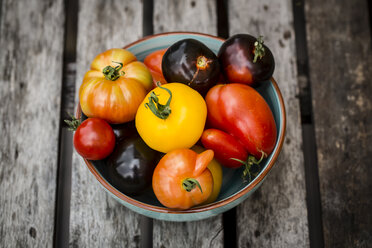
69,1 -> 143,247
0,0 -> 64,246
152,0 -> 223,247
305,0 -> 372,246
153,0 -> 217,35
228,0 -> 310,247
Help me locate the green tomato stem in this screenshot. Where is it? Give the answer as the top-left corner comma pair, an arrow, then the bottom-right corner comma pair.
144,84 -> 172,120
230,151 -> 266,182
64,113 -> 81,131
253,36 -> 266,63
182,178 -> 203,193
102,61 -> 124,81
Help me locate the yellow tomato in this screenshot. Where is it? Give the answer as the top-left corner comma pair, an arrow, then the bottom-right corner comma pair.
135,83 -> 207,153
79,48 -> 153,124
192,145 -> 223,204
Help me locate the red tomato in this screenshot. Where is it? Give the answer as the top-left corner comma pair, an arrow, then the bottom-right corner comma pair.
152,149 -> 214,210
206,84 -> 277,158
73,118 -> 115,160
201,129 -> 247,168
144,49 -> 167,87
149,69 -> 167,87
144,49 -> 166,74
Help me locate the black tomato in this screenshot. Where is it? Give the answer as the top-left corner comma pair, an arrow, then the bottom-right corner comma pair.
106,134 -> 160,196
162,39 -> 220,95
111,121 -> 136,143
218,34 -> 275,86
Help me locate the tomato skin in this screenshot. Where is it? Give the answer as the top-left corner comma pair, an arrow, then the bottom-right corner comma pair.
148,69 -> 167,88
162,39 -> 220,95
201,129 -> 248,168
152,149 -> 214,209
144,49 -> 166,74
106,134 -> 159,196
73,118 -> 115,160
79,48 -> 153,124
136,83 -> 207,153
191,145 -> 223,204
218,34 -> 275,86
144,49 -> 168,87
206,84 -> 277,158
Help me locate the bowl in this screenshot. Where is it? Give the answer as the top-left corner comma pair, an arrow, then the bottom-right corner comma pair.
77,32 -> 286,221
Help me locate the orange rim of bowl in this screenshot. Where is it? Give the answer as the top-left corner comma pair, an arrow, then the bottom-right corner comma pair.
76,31 -> 287,214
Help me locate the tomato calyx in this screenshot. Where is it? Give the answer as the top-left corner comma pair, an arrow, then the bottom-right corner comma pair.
64,114 -> 81,131
102,61 -> 125,81
189,55 -> 213,86
182,178 -> 203,193
253,36 -> 266,63
144,84 -> 172,119
231,151 -> 266,182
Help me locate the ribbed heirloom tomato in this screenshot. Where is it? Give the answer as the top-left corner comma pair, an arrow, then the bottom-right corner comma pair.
152,149 -> 214,209
192,145 -> 223,204
79,48 -> 153,124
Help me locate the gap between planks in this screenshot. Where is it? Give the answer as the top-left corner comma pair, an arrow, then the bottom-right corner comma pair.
53,0 -> 78,247
292,0 -> 324,247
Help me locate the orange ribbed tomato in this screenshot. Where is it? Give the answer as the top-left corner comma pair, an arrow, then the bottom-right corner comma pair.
79,48 -> 153,124
152,149 -> 214,210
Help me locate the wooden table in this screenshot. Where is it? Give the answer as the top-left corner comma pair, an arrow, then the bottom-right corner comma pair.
1,0 -> 371,247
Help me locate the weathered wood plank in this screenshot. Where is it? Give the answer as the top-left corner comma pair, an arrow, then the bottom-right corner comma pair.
0,0 -> 64,246
305,0 -> 372,247
154,0 -> 217,35
152,1 -> 223,248
229,0 -> 310,246
69,1 -> 143,247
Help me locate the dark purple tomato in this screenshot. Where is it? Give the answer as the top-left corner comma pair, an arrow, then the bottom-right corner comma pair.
162,39 -> 220,95
106,134 -> 160,195
111,121 -> 136,143
218,34 -> 275,86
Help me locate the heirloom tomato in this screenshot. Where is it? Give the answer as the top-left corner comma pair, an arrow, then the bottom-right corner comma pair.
192,145 -> 222,204
162,39 -> 220,95
135,83 -> 207,153
206,83 -> 277,159
204,84 -> 277,180
201,129 -> 247,168
106,134 -> 160,196
218,34 -> 275,86
152,149 -> 214,209
144,49 -> 167,87
79,48 -> 153,124
72,118 -> 115,160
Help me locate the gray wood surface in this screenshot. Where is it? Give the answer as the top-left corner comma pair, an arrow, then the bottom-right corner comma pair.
69,1 -> 143,247
229,0 -> 310,247
305,0 -> 372,247
0,0 -> 64,246
152,1 -> 223,248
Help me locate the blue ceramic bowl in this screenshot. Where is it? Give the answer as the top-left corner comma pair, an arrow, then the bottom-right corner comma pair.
80,32 -> 286,221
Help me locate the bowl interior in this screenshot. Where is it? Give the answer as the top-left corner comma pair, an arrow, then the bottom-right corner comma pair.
87,33 -> 284,210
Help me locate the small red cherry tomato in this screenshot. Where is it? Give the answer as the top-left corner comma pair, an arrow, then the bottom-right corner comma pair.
73,118 -> 115,160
